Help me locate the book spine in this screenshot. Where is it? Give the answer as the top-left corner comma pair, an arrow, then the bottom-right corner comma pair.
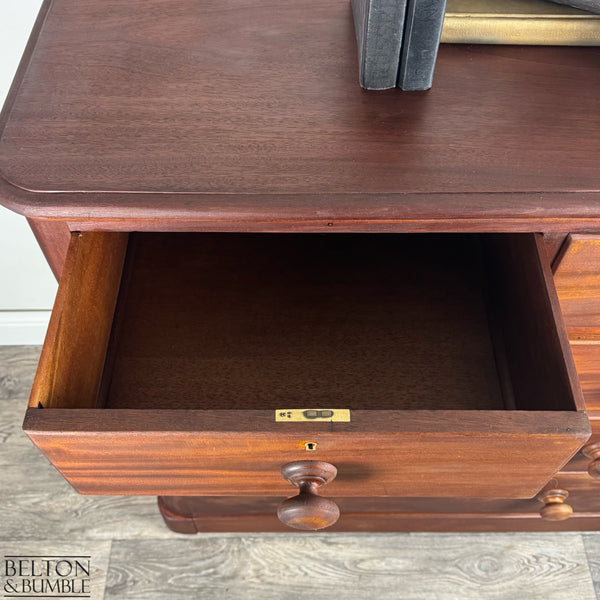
351,0 -> 409,90
398,0 -> 447,91
440,15 -> 600,45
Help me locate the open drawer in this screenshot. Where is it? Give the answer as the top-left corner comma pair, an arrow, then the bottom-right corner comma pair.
24,232 -> 590,498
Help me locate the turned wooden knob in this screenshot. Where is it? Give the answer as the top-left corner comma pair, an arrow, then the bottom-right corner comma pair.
277,460 -> 340,531
583,442 -> 600,479
537,489 -> 573,521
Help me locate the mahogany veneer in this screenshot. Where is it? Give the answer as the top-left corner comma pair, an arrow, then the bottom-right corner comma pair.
23,231 -> 589,499
0,1 -> 600,229
2,0 -> 600,532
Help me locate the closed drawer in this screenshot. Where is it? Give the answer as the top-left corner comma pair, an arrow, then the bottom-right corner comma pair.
570,342 -> 600,412
24,232 -> 590,498
553,234 -> 600,414
554,234 -> 600,330
158,473 -> 600,533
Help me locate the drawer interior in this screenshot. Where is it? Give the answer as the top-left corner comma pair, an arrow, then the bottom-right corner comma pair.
97,233 -> 576,413
25,231 -> 589,498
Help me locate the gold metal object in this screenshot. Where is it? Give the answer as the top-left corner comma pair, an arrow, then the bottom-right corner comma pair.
275,409 -> 351,422
441,0 -> 600,45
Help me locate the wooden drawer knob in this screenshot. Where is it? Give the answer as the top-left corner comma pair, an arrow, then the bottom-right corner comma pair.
277,460 -> 340,531
537,489 -> 573,521
583,442 -> 600,479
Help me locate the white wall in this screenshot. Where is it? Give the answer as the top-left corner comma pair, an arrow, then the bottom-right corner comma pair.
0,0 -> 57,344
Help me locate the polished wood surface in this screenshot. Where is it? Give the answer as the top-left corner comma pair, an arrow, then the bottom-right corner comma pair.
278,461 -> 340,530
570,342 -> 600,411
105,233 -> 503,411
158,471 -> 600,532
47,216 -> 600,234
28,232 -> 128,410
23,407 -> 590,497
3,0 -> 600,534
583,442 -> 600,479
26,218 -> 71,280
484,234 -> 584,412
102,233 -> 583,413
0,0 -> 600,227
538,489 -> 574,521
23,231 -> 590,497
554,235 -> 600,329
553,235 -> 600,416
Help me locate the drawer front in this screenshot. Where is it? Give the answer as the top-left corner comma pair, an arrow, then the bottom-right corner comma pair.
25,232 -> 590,498
159,474 -> 600,533
24,408 -> 589,497
570,342 -> 600,412
561,415 -> 600,478
554,234 -> 600,329
553,234 -> 600,415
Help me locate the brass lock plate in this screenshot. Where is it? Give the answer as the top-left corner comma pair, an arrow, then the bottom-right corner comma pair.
275,409 -> 351,422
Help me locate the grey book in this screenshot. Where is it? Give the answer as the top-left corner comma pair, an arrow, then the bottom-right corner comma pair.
398,0 -> 447,91
351,0 -> 409,89
549,0 -> 600,14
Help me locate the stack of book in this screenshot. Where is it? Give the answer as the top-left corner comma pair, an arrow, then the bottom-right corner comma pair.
351,0 -> 600,91
352,0 -> 447,90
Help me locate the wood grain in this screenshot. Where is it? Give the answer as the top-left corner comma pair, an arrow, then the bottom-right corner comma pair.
1,0 -> 600,226
0,399 -> 34,446
3,346 -> 600,545
28,232 -> 128,409
277,460 -> 340,530
60,216 -> 600,234
485,234 -> 585,412
104,233 -> 504,411
27,218 -> 72,280
0,381 -> 180,540
0,459 -> 178,541
103,233 -> 582,413
583,534 -> 600,599
554,234 -> 600,329
159,472 -> 600,533
103,535 -> 596,599
24,232 -> 590,498
23,408 -> 590,498
544,233 -> 570,266
570,342 -> 600,411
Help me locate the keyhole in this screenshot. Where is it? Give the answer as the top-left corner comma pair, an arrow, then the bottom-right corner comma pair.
305,442 -> 317,451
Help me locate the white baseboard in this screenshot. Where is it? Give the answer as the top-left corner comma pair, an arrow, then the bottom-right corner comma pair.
0,310 -> 50,345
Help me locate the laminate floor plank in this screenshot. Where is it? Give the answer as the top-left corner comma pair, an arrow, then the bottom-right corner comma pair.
583,534 -> 600,599
0,345 -> 40,399
0,346 -> 180,540
0,444 -> 181,540
104,534 -> 596,600
0,398 -> 31,445
0,540 -> 111,600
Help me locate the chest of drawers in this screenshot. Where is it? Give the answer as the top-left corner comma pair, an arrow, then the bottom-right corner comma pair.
2,0 -> 600,532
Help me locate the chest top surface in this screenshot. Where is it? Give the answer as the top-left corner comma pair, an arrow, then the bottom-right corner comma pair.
0,0 -> 599,222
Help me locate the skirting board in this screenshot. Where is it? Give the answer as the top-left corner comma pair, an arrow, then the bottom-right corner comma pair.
0,310 -> 50,345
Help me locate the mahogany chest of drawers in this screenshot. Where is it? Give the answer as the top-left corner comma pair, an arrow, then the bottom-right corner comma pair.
2,0 -> 600,532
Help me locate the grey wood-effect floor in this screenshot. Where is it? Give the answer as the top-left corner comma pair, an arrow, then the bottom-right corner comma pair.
1,345 -> 600,599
